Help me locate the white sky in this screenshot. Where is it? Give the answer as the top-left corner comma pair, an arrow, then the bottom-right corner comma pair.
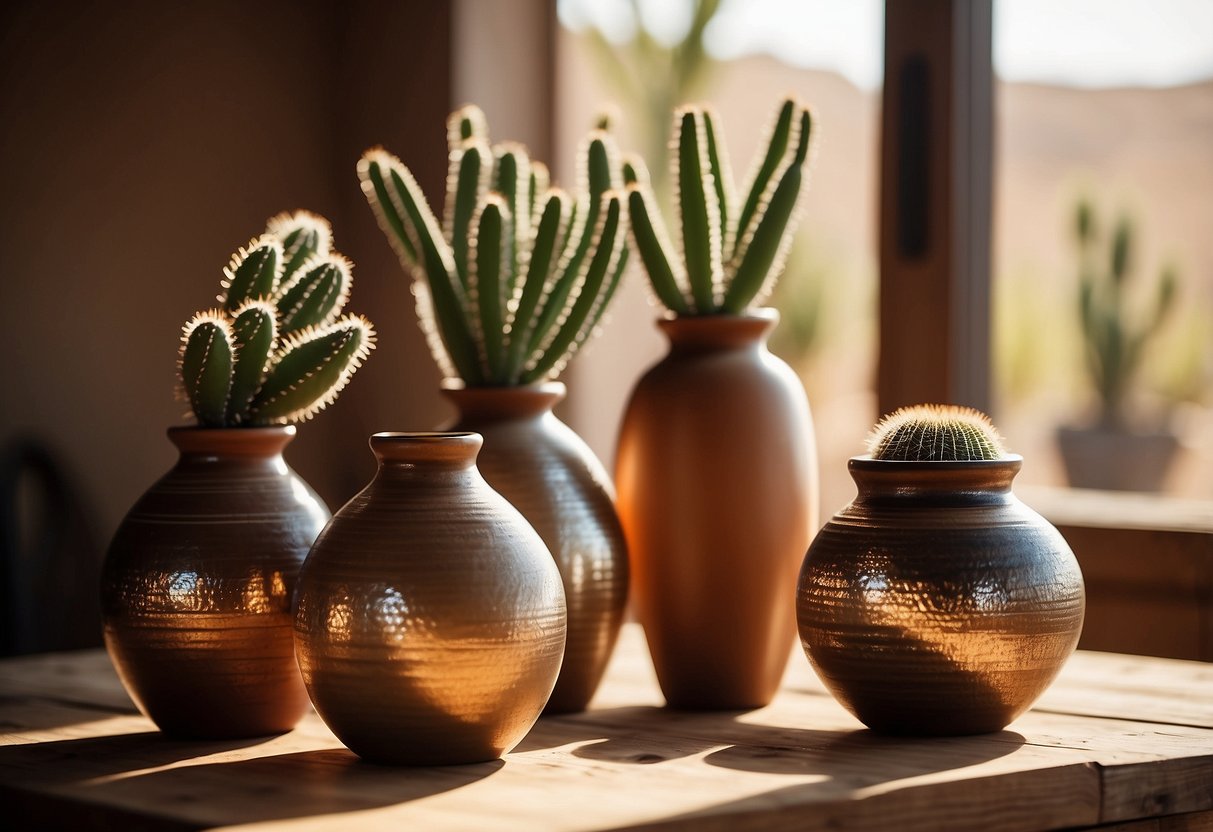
558,0 -> 1213,90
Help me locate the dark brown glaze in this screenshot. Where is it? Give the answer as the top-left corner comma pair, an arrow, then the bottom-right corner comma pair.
293,432 -> 567,765
441,382 -> 628,714
797,456 -> 1086,735
101,426 -> 329,738
615,310 -> 818,709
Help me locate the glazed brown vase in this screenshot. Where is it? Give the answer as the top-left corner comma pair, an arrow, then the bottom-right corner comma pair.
293,432 -> 567,766
797,456 -> 1086,735
441,382 -> 628,714
615,309 -> 818,709
101,426 -> 329,738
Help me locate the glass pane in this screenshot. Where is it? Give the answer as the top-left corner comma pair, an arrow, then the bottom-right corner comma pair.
992,0 -> 1213,496
556,0 -> 884,517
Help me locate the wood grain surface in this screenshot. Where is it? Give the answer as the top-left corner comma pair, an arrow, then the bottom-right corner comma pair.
1,625 -> 1211,831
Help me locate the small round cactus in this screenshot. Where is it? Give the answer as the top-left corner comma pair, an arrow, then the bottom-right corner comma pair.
868,405 -> 1008,462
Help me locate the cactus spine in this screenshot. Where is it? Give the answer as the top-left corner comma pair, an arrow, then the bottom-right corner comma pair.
868,405 -> 1007,462
1074,199 -> 1177,429
358,105 -> 629,386
178,211 -> 375,427
626,96 -> 814,315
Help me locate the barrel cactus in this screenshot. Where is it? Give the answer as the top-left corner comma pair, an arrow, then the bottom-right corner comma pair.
178,212 -> 376,427
868,405 -> 1008,461
626,95 -> 815,315
358,105 -> 629,386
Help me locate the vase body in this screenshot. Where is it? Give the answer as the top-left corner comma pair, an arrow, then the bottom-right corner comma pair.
797,457 -> 1086,735
616,310 -> 818,709
441,383 -> 628,714
101,426 -> 328,738
294,432 -> 567,765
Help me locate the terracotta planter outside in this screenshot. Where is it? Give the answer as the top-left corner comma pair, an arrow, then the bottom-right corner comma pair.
797,456 -> 1086,735
1057,424 -> 1179,492
101,426 -> 329,739
615,309 -> 818,709
441,382 -> 628,714
294,432 -> 567,765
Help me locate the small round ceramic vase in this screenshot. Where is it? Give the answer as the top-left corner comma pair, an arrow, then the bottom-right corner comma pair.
441,381 -> 627,714
101,425 -> 329,739
616,309 -> 818,709
293,432 -> 567,766
797,456 -> 1086,735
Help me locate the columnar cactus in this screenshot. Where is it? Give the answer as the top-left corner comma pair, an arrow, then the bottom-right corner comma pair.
868,405 -> 1008,461
626,95 -> 814,315
358,105 -> 629,386
178,212 -> 376,427
1074,200 -> 1178,429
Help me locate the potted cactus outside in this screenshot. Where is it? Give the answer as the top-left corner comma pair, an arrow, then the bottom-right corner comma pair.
357,106 -> 629,713
1057,200 -> 1180,492
798,406 -> 1085,735
615,96 -> 818,709
101,212 -> 376,738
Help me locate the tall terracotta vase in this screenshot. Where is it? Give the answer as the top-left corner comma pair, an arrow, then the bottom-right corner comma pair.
441,382 -> 628,714
797,457 -> 1085,735
616,309 -> 818,709
101,426 -> 329,738
294,432 -> 567,765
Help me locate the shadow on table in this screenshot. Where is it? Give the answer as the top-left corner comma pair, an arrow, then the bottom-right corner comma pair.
0,731 -> 502,827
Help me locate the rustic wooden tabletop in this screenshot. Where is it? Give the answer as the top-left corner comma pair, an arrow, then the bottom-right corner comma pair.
1,624 -> 1211,831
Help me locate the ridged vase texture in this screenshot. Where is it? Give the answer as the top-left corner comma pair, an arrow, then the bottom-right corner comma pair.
441,383 -> 628,714
293,432 -> 567,766
101,426 -> 329,738
616,310 -> 819,709
797,457 -> 1086,735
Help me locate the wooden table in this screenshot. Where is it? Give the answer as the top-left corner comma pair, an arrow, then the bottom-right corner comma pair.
2,625 -> 1211,831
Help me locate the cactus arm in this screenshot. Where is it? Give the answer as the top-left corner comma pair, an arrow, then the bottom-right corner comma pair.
733,98 -> 797,262
555,132 -> 617,299
443,141 -> 491,286
676,109 -> 724,312
226,301 -> 277,424
274,255 -> 352,334
266,211 -> 332,282
627,185 -> 690,314
522,193 -> 623,383
358,153 -> 418,266
179,312 -> 234,427
529,161 -> 550,221
702,108 -> 736,260
248,316 -> 376,424
448,104 -> 488,148
493,143 -> 532,293
505,189 -> 569,380
722,107 -> 812,313
222,238 -> 282,310
469,196 -> 511,382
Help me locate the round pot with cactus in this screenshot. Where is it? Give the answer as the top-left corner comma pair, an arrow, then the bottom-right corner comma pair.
1057,199 -> 1180,492
101,212 -> 375,738
357,106 -> 629,713
615,96 -> 818,709
797,405 -> 1085,735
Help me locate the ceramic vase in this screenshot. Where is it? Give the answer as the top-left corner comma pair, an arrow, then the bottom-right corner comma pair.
615,309 -> 818,709
101,426 -> 329,738
294,432 -> 567,765
797,456 -> 1086,735
441,382 -> 628,714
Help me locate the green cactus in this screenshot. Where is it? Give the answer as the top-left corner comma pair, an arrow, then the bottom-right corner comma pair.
358,105 -> 629,386
868,405 -> 1008,462
177,211 -> 375,427
1074,199 -> 1178,429
626,96 -> 815,316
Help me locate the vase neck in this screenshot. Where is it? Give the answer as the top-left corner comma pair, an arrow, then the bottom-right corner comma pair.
167,426 -> 295,461
658,309 -> 778,355
441,382 -> 564,423
370,432 -> 482,474
848,456 -> 1023,504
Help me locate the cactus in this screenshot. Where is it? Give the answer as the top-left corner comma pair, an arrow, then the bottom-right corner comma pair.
869,405 -> 1007,462
626,96 -> 815,315
358,105 -> 629,386
1074,199 -> 1178,429
177,211 -> 375,427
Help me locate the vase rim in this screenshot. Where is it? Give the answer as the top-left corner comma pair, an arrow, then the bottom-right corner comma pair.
657,308 -> 779,349
167,424 -> 296,456
369,431 -> 483,465
440,381 -> 566,419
